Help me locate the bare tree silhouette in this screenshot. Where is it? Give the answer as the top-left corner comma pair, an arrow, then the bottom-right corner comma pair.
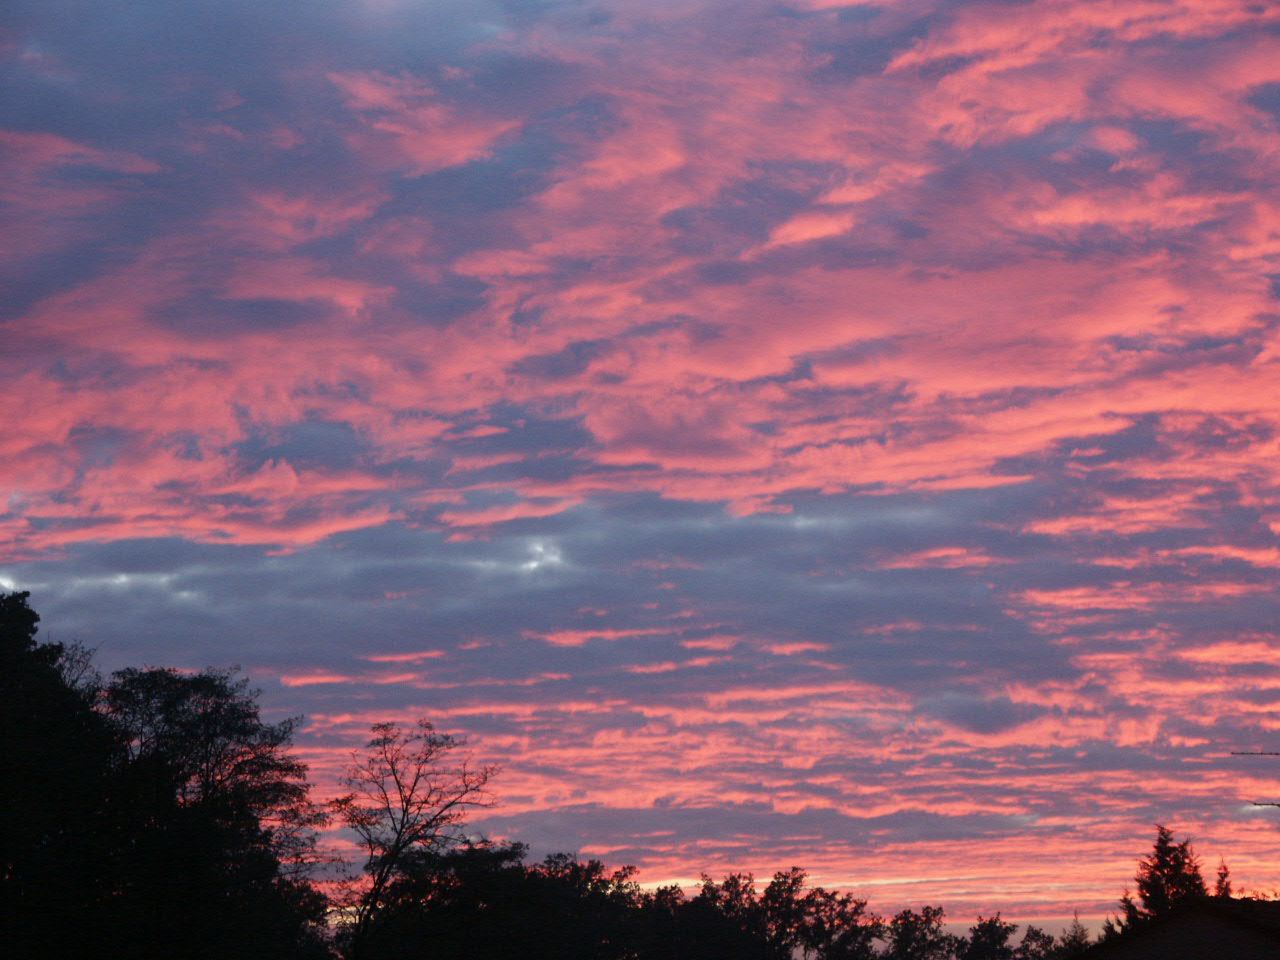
332,719 -> 495,958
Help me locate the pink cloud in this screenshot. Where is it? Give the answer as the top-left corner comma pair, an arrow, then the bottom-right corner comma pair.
329,70 -> 522,175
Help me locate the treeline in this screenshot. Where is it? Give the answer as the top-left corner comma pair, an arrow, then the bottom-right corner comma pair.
344,843 -> 1095,960
0,592 -> 1213,959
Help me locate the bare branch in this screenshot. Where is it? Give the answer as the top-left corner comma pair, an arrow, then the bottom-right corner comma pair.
332,718 -> 497,958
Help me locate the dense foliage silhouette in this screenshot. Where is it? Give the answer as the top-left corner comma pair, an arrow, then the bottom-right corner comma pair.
1,592 -> 328,960
352,841 -> 640,960
1,592 -> 117,959
99,666 -> 330,959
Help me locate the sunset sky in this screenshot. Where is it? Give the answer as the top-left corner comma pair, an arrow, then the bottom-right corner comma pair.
5,0 -> 1280,927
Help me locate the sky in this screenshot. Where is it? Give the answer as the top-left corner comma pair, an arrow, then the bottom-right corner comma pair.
4,0 -> 1280,927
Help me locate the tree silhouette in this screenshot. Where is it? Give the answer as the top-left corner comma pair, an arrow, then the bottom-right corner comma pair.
883,906 -> 960,960
960,914 -> 1017,960
689,872 -> 776,959
99,666 -> 330,959
1053,913 -> 1093,956
1214,858 -> 1232,898
797,881 -> 883,960
1106,823 -> 1208,936
105,666 -> 325,873
332,719 -> 495,958
0,593 -> 329,960
675,869 -> 883,960
0,592 -> 117,960
1010,925 -> 1056,960
1131,824 -> 1206,916
351,841 -> 646,960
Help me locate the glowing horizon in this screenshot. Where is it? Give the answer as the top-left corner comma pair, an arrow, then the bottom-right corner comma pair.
4,0 -> 1280,927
